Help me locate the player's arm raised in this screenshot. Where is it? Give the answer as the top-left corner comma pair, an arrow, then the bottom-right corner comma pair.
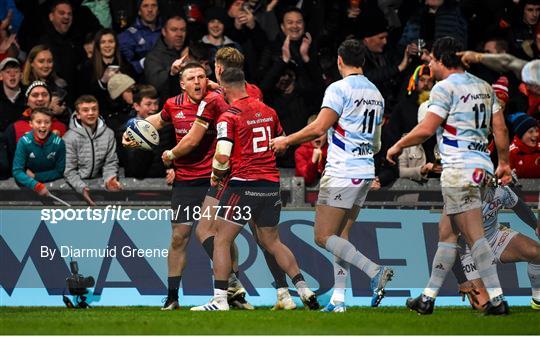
386,112 -> 443,165
271,107 -> 338,154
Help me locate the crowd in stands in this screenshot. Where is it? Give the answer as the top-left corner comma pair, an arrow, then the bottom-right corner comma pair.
0,0 -> 539,204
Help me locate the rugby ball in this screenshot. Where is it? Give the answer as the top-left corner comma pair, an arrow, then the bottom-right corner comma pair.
126,119 -> 159,151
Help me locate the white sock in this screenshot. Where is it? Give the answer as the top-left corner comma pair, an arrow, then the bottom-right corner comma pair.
330,256 -> 349,304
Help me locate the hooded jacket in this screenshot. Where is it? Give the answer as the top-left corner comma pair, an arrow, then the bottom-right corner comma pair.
63,113 -> 118,193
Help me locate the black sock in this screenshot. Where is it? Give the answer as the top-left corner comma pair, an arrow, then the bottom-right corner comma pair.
291,273 -> 305,285
261,247 -> 288,288
214,279 -> 228,291
168,276 -> 181,300
202,236 -> 215,261
451,253 -> 468,284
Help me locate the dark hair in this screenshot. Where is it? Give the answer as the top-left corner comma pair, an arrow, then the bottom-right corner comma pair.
220,67 -> 245,86
280,6 -> 304,24
338,39 -> 366,68
91,29 -> 124,82
74,95 -> 98,111
30,107 -> 53,119
50,0 -> 72,13
484,38 -> 509,53
180,61 -> 206,78
133,84 -> 158,104
432,36 -> 464,69
189,42 -> 211,63
164,15 -> 186,28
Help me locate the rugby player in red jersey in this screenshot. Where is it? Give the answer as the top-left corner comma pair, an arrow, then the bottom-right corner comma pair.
163,47 -> 296,310
191,67 -> 319,311
123,61 -> 216,310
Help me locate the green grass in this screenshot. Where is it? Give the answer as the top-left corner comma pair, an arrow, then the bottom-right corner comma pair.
0,306 -> 538,335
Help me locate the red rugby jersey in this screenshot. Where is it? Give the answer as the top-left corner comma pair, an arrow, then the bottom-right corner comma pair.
160,93 -> 215,181
196,82 -> 263,125
216,96 -> 283,182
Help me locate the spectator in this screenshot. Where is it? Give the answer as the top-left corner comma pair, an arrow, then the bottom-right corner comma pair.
38,0 -> 84,93
265,64 -> 317,167
397,102 -> 442,182
107,73 -> 137,165
106,73 -> 136,130
83,32 -> 96,60
144,15 -> 188,104
399,0 -> 468,49
226,0 -> 268,80
520,21 -> 540,59
122,84 -> 174,179
244,0 -> 280,41
508,112 -> 540,178
258,7 -> 324,107
386,64 -> 434,148
510,0 -> 540,53
78,28 -> 134,120
294,114 -> 327,186
0,57 -> 24,132
12,107 -> 65,196
4,81 -> 67,174
49,87 -> 71,127
63,95 -> 121,206
360,14 -> 416,115
201,6 -> 241,66
22,45 -> 67,96
118,0 -> 162,76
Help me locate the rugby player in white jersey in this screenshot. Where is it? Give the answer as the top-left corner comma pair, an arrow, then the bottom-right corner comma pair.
387,36 -> 513,315
455,179 -> 540,311
272,39 -> 394,310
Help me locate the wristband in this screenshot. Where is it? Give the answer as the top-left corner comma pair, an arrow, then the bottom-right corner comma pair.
165,150 -> 176,161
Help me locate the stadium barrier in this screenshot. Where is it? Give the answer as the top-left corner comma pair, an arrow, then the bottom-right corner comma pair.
1,207 -> 538,306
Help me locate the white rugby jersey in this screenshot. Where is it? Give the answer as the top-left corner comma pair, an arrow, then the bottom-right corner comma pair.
428,72 -> 501,174
482,186 -> 518,240
321,74 -> 384,179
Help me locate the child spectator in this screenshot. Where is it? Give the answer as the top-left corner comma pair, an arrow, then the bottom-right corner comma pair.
508,112 -> 540,178
63,95 -> 122,206
121,84 -> 174,181
12,107 -> 65,196
0,57 -> 25,132
4,81 -> 67,177
295,115 -> 328,186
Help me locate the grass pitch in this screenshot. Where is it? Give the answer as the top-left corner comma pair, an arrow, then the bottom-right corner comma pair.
0,306 -> 538,335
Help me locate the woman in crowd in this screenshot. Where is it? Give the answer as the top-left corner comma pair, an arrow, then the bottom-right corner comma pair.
22,44 -> 67,95
78,28 -> 134,123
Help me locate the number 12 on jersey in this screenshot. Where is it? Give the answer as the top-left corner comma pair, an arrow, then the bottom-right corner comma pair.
252,126 -> 272,153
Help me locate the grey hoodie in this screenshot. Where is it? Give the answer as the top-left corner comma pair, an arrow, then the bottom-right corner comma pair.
63,113 -> 119,193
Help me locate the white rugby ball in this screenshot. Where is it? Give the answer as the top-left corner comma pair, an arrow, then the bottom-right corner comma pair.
126,119 -> 159,151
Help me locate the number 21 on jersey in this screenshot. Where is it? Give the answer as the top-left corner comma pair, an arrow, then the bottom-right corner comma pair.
252,126 -> 272,153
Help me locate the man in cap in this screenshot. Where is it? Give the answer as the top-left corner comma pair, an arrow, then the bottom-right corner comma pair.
0,57 -> 24,132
